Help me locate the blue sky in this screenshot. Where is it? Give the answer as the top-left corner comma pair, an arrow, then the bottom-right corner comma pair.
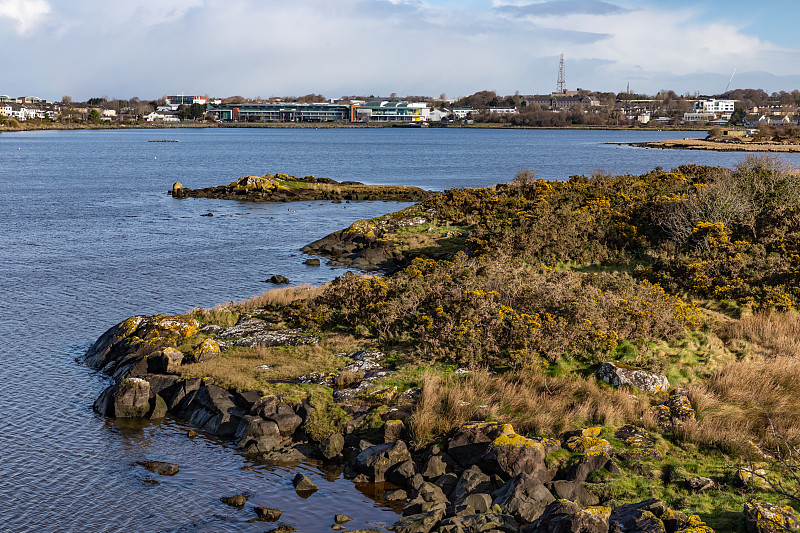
2,0 -> 800,101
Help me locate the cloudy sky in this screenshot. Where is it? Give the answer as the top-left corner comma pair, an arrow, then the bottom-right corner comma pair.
2,0 -> 799,101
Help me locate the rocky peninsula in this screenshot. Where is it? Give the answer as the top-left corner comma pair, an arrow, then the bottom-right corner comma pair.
86,161 -> 800,532
621,137 -> 800,152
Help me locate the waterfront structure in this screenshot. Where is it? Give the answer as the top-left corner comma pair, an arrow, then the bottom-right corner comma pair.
206,102 -> 352,122
354,101 -> 431,122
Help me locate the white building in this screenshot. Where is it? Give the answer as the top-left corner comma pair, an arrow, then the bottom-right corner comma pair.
487,107 -> 518,115
452,107 -> 475,120
693,99 -> 735,113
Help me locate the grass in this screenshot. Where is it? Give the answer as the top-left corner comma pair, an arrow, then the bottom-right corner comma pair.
724,311 -> 800,358
407,368 -> 649,449
176,334 -> 365,393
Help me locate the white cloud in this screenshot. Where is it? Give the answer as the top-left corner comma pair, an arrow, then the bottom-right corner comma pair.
0,0 -> 51,34
2,0 -> 800,98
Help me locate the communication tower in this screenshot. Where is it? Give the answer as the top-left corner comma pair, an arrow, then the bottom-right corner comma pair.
557,54 -> 566,94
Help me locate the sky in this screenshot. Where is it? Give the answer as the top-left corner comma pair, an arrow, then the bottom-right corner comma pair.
2,0 -> 800,101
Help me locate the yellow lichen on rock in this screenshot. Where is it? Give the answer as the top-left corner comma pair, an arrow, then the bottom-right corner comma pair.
192,338 -> 220,363
365,386 -> 397,402
566,435 -> 613,454
492,431 -> 546,452
149,315 -> 200,338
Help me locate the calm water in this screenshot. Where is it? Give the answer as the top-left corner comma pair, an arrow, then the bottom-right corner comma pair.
2,127 -> 797,532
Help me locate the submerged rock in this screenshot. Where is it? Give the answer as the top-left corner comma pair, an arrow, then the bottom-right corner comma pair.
137,460 -> 179,476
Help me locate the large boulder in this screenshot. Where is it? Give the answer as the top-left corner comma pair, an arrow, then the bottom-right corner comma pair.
478,424 -> 553,481
85,315 -> 199,371
546,480 -> 600,506
533,500 -> 611,533
355,440 -> 412,483
562,452 -> 617,483
250,396 -> 303,437
491,473 -> 555,523
251,397 -> 303,437
597,362 -> 669,393
744,499 -> 799,533
450,465 -> 493,505
234,415 -> 281,453
147,347 -> 185,374
94,377 -> 151,418
189,338 -> 220,363
178,383 -> 245,437
447,422 -> 505,468
163,378 -> 202,412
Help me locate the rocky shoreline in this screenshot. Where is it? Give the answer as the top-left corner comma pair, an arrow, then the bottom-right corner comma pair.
84,312 -> 795,533
172,174 -> 435,204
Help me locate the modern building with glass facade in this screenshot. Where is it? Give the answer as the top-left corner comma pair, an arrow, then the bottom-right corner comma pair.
206,102 -> 353,122
353,101 -> 430,122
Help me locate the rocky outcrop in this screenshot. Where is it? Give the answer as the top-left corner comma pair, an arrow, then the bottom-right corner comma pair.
596,362 -> 669,393
178,174 -> 434,204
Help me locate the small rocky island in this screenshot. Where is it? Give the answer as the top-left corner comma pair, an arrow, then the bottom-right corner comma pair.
172,173 -> 435,203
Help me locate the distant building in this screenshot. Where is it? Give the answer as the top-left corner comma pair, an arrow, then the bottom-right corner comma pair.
525,95 -> 599,111
206,102 -> 352,122
684,99 -> 735,122
487,107 -> 518,115
452,107 -> 475,120
355,101 -> 431,122
166,95 -> 207,106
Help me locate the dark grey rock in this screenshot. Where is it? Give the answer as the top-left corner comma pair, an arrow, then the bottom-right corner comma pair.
355,440 -> 412,483
178,384 -> 245,437
293,473 -> 319,493
254,507 -> 282,521
450,465 -> 492,505
221,494 -> 247,508
94,377 -> 151,418
137,460 -> 179,476
546,480 -> 600,506
320,433 -> 345,460
492,473 -> 555,523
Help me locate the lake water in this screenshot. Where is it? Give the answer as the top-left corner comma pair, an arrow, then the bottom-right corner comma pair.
2,127 -> 797,532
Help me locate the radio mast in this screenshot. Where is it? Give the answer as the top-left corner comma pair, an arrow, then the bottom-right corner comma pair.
557,54 -> 566,94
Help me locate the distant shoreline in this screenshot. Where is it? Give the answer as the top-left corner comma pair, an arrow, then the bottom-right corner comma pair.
617,137 -> 800,152
0,121 -> 707,134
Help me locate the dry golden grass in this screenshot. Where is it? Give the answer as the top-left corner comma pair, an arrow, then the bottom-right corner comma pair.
188,285 -> 325,327
407,368 -> 647,447
724,311 -> 800,357
686,355 -> 800,453
236,284 -> 325,311
177,334 -> 363,393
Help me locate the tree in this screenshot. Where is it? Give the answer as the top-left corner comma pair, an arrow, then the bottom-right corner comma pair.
729,107 -> 746,125
61,95 -> 72,104
87,109 -> 101,123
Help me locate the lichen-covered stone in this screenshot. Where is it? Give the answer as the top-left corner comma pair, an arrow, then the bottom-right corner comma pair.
191,338 -> 220,363
597,361 -> 669,393
744,499 -> 798,533
565,435 -> 612,455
